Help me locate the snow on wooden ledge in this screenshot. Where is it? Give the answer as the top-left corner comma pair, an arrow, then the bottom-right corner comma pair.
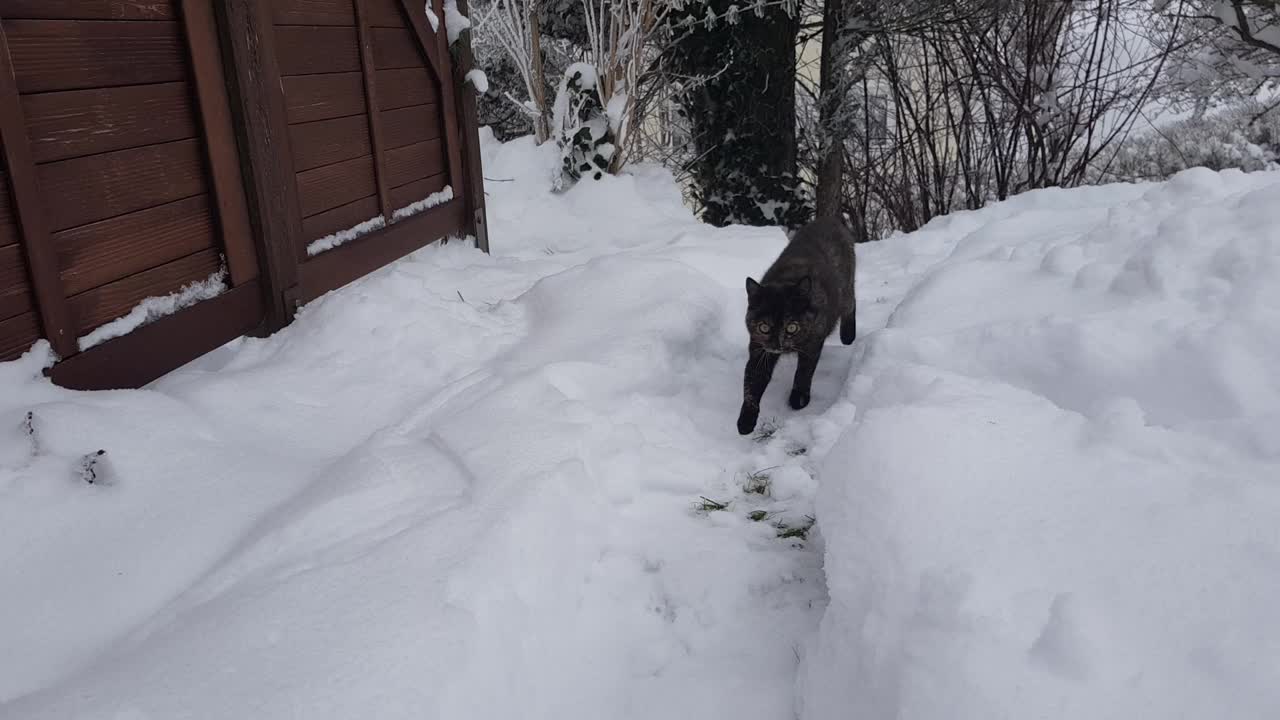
306,215 -> 387,257
304,186 -> 455,258
78,267 -> 229,351
392,185 -> 454,221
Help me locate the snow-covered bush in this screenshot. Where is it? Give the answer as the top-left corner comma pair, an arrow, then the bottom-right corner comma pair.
470,0 -> 554,142
551,63 -> 615,187
1152,0 -> 1280,112
1093,100 -> 1280,182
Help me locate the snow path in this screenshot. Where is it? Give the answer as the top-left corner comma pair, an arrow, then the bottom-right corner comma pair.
0,133 -> 904,719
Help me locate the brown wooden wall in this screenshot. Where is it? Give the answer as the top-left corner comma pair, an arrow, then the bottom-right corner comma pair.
0,0 -> 487,388
274,0 -> 453,249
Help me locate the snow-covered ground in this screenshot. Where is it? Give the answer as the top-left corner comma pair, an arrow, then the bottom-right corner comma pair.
1,131 -> 1278,719
800,168 -> 1280,720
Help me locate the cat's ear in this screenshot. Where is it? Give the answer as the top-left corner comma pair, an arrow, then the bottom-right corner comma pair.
795,276 -> 812,295
745,277 -> 761,297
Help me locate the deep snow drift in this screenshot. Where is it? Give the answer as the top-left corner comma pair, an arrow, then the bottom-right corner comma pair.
800,168 -> 1280,720
1,129 -> 1278,720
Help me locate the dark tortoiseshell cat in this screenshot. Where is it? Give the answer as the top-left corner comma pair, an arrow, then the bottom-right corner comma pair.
737,217 -> 856,435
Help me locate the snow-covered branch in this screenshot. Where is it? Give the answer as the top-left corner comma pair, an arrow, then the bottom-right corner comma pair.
476,0 -> 552,141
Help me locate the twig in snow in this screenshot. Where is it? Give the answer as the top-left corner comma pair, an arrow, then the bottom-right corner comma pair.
696,496 -> 729,513
752,418 -> 779,442
776,515 -> 816,540
78,450 -> 107,485
743,466 -> 778,495
23,411 -> 38,457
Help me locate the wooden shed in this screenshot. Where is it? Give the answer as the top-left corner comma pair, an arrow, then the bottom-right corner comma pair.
0,0 -> 488,390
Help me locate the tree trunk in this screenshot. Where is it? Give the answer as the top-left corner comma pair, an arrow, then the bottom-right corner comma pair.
815,0 -> 847,218
669,0 -> 806,228
530,8 -> 551,144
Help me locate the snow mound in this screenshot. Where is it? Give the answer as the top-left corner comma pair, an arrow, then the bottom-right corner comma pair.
800,167 -> 1280,720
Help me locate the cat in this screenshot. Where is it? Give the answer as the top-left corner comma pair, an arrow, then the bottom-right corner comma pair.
737,216 -> 857,435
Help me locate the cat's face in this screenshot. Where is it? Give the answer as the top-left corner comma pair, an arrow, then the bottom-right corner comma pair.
745,277 -> 818,353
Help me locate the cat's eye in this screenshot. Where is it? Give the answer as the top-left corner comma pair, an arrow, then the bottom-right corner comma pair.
756,321 -> 771,333
785,322 -> 800,334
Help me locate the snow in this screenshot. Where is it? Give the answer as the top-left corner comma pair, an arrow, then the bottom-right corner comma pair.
306,214 -> 387,256
391,185 -> 454,221
305,190 -> 455,257
443,0 -> 470,45
2,127 -> 1279,720
465,68 -> 489,94
0,130 -> 825,719
424,1 -> 440,32
552,61 -> 600,135
605,87 -> 629,135
77,267 -> 228,351
799,168 -> 1280,720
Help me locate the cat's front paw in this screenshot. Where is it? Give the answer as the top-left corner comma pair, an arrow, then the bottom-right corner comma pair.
789,388 -> 811,410
737,404 -> 759,435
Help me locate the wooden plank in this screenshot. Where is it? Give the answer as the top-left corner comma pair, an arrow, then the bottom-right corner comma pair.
21,82 -> 198,164
218,0 -> 305,332
382,103 -> 442,149
295,197 -> 464,304
0,2 -> 176,20
3,19 -> 187,94
0,28 -> 75,357
0,170 -> 18,247
388,171 -> 446,210
292,155 -> 380,234
375,67 -> 437,109
49,281 -> 264,390
282,72 -> 366,124
38,138 -> 206,232
55,194 -> 215,297
271,0 -> 355,26
362,0 -> 404,27
300,194 -> 380,243
68,247 -> 222,335
273,26 -> 360,76
449,0 -> 489,252
296,154 -> 376,217
181,0 -> 259,286
0,311 -> 40,361
384,137 -> 444,188
371,26 -> 422,70
354,0 -> 392,218
288,113 -> 370,172
0,244 -> 33,320
391,0 -> 440,76
409,0 -> 462,190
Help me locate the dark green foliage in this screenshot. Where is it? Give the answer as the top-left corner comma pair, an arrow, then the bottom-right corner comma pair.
666,1 -> 811,228
536,0 -> 591,45
474,52 -> 536,141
